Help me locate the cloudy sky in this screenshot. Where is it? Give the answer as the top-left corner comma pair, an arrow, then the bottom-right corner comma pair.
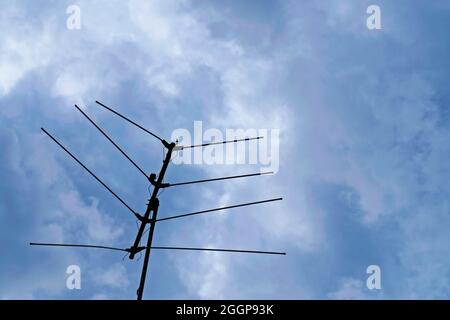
1,0 -> 449,299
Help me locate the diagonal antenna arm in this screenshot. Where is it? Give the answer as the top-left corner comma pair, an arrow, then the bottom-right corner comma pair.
166,171 -> 274,188
156,197 -> 282,222
95,100 -> 164,143
74,105 -> 149,180
41,128 -> 137,216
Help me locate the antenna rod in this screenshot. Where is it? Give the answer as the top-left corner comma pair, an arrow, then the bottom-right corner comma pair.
95,100 -> 164,143
30,242 -> 286,255
30,242 -> 127,252
150,246 -> 286,255
177,136 -> 263,150
156,197 -> 283,222
74,105 -> 149,180
166,171 -> 274,188
41,128 -> 137,216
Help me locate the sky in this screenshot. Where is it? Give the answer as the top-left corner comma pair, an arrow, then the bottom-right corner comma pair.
0,0 -> 449,299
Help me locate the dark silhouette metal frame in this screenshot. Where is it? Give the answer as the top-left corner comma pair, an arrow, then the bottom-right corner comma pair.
31,100 -> 285,300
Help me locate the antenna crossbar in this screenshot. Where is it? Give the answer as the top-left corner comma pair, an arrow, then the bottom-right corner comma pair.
95,100 -> 164,144
166,171 -> 274,188
176,136 -> 263,150
74,105 -> 149,180
156,197 -> 283,222
41,128 -> 137,216
29,243 -> 285,255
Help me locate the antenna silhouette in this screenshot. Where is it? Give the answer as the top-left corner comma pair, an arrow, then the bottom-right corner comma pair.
32,100 -> 285,300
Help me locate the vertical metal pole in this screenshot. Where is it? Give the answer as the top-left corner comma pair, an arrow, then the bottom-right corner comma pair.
135,141 -> 175,300
136,200 -> 159,300
130,141 -> 175,259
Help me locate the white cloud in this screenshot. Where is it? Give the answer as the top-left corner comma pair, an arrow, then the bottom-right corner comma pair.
94,263 -> 129,288
175,251 -> 229,299
0,13 -> 53,96
328,278 -> 368,300
91,293 -> 109,300
58,190 -> 124,242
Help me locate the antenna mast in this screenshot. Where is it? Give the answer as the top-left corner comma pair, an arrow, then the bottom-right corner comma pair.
32,100 -> 285,300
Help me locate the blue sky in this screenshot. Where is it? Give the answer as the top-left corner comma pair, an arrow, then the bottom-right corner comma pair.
0,0 -> 450,299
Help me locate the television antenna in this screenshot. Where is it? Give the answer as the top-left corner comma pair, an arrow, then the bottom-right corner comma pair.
31,100 -> 285,300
